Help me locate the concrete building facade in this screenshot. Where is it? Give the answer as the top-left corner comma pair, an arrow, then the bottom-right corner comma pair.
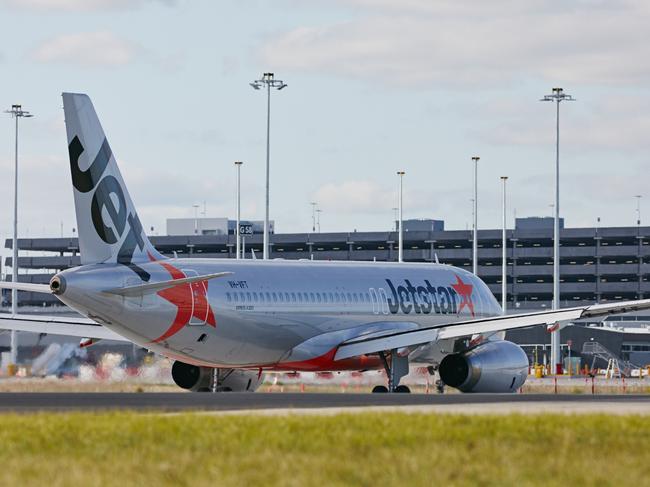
3,218 -> 649,309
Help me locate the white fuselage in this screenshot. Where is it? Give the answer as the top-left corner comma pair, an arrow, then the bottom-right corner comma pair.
55,259 -> 502,371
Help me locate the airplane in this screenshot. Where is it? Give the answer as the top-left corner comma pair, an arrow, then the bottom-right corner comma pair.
1,92 -> 649,393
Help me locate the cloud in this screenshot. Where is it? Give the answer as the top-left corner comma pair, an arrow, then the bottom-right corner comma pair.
313,180 -> 393,213
260,0 -> 650,88
31,32 -> 139,67
0,0 -> 176,12
312,179 -> 447,216
469,94 -> 650,155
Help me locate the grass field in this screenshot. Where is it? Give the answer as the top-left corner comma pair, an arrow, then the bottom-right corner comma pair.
0,412 -> 648,486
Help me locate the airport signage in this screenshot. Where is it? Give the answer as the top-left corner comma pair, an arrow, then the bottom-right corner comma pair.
239,224 -> 253,236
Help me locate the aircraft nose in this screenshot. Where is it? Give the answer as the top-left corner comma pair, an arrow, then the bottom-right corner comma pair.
49,274 -> 66,295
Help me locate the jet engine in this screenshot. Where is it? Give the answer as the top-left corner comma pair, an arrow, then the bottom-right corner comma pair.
438,340 -> 528,393
171,361 -> 263,392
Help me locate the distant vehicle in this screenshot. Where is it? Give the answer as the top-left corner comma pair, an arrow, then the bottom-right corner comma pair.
2,93 -> 649,393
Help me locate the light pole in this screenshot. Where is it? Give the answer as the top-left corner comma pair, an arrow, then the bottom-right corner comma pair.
392,207 -> 399,231
316,208 -> 322,233
541,87 -> 575,374
471,156 -> 480,275
310,202 -> 317,233
501,176 -> 508,314
235,161 -> 243,259
193,204 -> 200,235
635,195 -> 642,226
250,72 -> 287,260
397,171 -> 405,263
5,104 -> 33,366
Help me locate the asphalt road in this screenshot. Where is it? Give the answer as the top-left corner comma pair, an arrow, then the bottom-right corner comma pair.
0,392 -> 649,412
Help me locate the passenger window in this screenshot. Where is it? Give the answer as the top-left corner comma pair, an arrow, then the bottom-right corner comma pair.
272,292 -> 278,302
291,292 -> 297,302
226,292 -> 231,302
329,292 -> 334,302
317,293 -> 322,303
303,292 -> 309,302
279,293 -> 284,303
323,293 -> 328,303
253,292 -> 258,302
285,292 -> 290,302
246,292 -> 252,302
233,293 -> 239,302
265,292 -> 271,302
353,293 -> 359,303
310,292 -> 315,302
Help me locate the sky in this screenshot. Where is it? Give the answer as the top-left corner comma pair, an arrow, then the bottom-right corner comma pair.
0,0 -> 649,261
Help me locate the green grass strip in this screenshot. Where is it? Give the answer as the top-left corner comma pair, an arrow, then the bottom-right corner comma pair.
0,412 -> 648,486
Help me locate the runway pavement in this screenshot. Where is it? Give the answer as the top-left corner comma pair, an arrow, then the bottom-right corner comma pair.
1,392 -> 650,413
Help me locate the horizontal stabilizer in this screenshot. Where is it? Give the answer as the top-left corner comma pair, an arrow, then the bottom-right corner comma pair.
102,271 -> 233,297
0,314 -> 126,341
0,282 -> 52,294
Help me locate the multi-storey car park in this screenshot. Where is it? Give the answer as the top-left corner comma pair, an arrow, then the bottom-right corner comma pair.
3,217 -> 650,367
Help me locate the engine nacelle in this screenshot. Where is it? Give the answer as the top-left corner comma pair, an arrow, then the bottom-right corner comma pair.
438,340 -> 528,393
171,361 -> 263,392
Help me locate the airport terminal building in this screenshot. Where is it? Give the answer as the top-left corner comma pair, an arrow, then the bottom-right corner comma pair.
2,216 -> 650,367
3,217 -> 648,310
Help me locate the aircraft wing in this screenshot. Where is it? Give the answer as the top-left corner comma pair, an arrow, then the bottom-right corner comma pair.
0,314 -> 128,341
334,298 -> 650,360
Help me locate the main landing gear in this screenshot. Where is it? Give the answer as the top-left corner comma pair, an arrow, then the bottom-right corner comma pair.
427,365 -> 445,394
372,350 -> 410,393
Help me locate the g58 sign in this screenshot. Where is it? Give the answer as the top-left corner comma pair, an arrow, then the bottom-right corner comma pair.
239,224 -> 253,236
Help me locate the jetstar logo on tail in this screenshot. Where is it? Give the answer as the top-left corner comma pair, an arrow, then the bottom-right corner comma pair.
385,274 -> 475,317
148,253 -> 216,343
68,136 -> 150,281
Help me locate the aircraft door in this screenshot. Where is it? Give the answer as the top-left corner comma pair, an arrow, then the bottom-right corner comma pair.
369,288 -> 379,314
378,288 -> 389,315
182,269 -> 209,325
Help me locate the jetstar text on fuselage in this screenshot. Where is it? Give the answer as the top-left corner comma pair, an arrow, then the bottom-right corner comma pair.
385,276 -> 475,317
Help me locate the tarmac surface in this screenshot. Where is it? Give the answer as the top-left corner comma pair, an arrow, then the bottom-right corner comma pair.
1,392 -> 650,414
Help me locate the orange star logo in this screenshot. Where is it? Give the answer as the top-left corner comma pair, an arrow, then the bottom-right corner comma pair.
147,253 -> 216,343
451,274 -> 475,317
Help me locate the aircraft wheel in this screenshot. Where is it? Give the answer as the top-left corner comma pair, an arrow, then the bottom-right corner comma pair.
372,385 -> 389,393
395,385 -> 411,393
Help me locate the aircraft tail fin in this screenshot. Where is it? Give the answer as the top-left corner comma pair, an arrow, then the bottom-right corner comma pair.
62,93 -> 163,279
